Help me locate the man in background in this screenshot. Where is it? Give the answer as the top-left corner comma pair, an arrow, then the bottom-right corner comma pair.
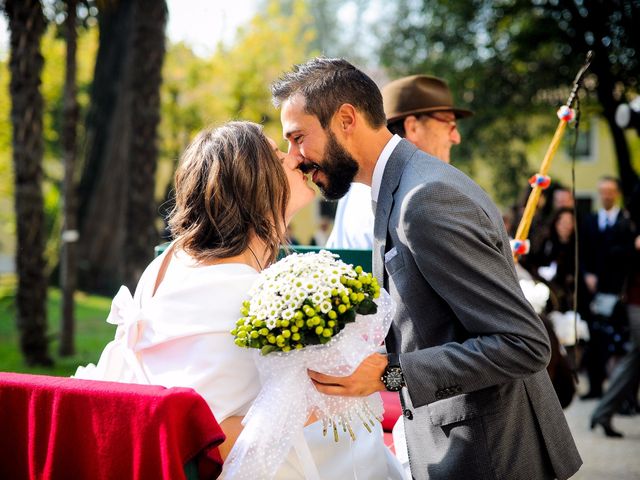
590,180 -> 640,436
581,177 -> 634,399
326,74 -> 472,249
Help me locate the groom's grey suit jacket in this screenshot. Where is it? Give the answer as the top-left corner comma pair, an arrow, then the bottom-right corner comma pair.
374,140 -> 582,480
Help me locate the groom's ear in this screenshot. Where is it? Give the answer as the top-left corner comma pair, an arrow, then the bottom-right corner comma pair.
334,103 -> 357,134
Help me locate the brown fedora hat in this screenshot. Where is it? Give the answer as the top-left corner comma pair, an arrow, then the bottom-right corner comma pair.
382,74 -> 473,123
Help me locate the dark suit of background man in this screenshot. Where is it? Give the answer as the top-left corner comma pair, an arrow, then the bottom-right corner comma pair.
272,57 -> 582,480
581,176 -> 634,400
590,180 -> 640,437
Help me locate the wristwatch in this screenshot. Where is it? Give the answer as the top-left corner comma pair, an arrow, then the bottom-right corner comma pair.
381,353 -> 405,392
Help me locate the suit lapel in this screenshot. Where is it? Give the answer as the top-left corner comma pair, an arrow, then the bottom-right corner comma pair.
373,139 -> 416,284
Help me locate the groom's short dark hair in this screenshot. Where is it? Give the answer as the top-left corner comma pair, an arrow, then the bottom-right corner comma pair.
271,57 -> 386,130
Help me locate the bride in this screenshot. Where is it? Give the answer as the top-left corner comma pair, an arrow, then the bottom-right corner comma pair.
75,121 -> 403,479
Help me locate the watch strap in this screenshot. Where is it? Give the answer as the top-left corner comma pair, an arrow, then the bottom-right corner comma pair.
386,352 -> 400,368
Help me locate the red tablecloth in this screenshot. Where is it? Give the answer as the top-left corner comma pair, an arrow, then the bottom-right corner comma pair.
0,372 -> 225,480
380,390 -> 402,433
380,390 -> 402,453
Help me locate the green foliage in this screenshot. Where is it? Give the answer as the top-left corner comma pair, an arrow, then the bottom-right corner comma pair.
356,297 -> 377,315
218,0 -> 316,137
41,26 -> 98,270
38,26 -> 97,163
43,176 -> 62,273
377,0 -> 638,205
0,25 -> 98,262
159,42 -> 211,165
0,57 -> 10,155
156,0 -> 316,199
0,274 -> 16,313
0,44 -> 14,248
0,1 -> 316,358
267,0 -> 376,63
2,2 -> 315,258
0,286 -> 112,376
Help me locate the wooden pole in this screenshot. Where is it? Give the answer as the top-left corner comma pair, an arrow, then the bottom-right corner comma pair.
512,51 -> 593,262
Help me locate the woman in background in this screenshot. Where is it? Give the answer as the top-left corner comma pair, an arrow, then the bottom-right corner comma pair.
534,207 -> 590,317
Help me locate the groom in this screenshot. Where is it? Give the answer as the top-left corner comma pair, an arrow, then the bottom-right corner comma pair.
272,58 -> 582,480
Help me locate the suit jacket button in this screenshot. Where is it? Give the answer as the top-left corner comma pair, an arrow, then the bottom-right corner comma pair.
403,409 -> 413,420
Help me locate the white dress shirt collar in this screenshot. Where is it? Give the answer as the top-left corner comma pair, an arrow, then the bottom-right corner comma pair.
371,135 -> 402,204
598,206 -> 620,230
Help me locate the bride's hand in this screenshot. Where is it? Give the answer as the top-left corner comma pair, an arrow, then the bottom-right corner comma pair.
219,411 -> 319,459
307,353 -> 388,396
306,411 -> 319,426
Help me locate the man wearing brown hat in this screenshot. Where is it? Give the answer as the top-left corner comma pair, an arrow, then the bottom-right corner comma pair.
385,74 -> 472,163
326,74 -> 472,249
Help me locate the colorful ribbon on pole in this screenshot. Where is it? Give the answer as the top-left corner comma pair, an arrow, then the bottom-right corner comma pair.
511,51 -> 593,262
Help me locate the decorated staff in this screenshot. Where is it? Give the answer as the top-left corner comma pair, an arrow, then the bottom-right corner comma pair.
512,51 -> 593,261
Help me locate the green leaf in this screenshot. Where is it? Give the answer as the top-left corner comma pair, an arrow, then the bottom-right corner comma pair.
341,308 -> 356,323
260,345 -> 278,356
305,335 -> 321,345
356,298 -> 378,315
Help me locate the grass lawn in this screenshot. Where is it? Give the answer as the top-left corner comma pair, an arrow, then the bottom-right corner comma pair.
0,284 -> 113,377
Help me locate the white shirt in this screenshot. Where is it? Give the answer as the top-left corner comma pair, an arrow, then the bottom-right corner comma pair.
371,134 -> 403,204
326,135 -> 402,249
598,207 -> 620,231
325,183 -> 376,249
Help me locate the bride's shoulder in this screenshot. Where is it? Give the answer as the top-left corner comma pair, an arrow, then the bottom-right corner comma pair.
136,247 -> 260,302
169,251 -> 260,293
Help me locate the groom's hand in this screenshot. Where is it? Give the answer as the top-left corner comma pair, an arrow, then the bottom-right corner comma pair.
308,352 -> 388,396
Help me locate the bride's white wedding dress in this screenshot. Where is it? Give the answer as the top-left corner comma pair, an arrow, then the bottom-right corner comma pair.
75,248 -> 404,479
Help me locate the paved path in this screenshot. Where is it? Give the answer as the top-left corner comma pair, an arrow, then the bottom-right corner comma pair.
564,379 -> 640,479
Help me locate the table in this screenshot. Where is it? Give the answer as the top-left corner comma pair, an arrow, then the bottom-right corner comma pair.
0,372 -> 225,479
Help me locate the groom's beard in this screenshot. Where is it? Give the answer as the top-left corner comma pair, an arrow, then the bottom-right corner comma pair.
315,131 -> 359,201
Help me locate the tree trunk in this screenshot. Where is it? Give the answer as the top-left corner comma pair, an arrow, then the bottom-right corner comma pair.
558,0 -> 638,202
593,57 -> 638,203
76,1 -> 134,294
5,0 -> 52,366
599,94 -> 637,203
123,0 -> 167,289
76,0 -> 167,294
59,0 -> 78,356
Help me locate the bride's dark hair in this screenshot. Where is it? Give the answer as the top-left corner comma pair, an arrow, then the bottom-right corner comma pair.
168,121 -> 289,265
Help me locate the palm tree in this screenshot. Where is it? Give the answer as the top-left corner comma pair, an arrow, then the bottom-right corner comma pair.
3,0 -> 52,365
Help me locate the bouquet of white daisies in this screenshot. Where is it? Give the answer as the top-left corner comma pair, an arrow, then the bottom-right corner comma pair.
223,250 -> 395,480
231,249 -> 381,354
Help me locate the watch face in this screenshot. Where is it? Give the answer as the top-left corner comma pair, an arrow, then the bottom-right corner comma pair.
384,367 -> 404,391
